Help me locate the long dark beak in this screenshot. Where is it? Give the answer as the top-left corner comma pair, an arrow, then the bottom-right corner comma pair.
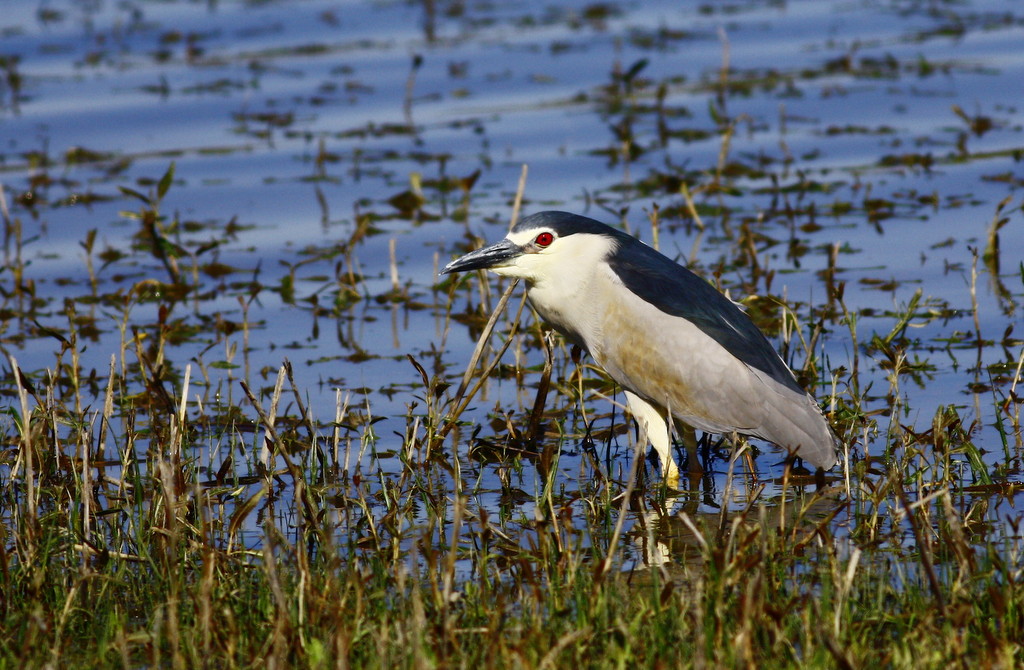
441,238 -> 522,275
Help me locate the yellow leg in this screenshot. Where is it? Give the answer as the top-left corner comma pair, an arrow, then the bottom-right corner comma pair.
680,424 -> 703,490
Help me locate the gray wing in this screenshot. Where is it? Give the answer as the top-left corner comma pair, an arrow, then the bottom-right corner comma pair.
607,239 -> 805,396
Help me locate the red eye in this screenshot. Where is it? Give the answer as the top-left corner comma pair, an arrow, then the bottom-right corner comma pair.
535,232 -> 554,247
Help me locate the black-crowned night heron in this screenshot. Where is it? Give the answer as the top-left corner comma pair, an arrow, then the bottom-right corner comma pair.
442,211 -> 839,483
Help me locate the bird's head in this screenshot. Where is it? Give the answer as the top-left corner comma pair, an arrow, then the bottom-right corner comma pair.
441,211 -> 622,284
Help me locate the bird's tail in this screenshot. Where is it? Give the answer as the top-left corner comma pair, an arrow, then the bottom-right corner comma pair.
755,388 -> 840,470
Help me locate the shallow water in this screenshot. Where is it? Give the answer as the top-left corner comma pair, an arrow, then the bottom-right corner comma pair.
2,0 -> 1023,562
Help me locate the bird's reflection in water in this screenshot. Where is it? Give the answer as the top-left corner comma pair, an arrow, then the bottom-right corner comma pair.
626,444 -> 842,572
